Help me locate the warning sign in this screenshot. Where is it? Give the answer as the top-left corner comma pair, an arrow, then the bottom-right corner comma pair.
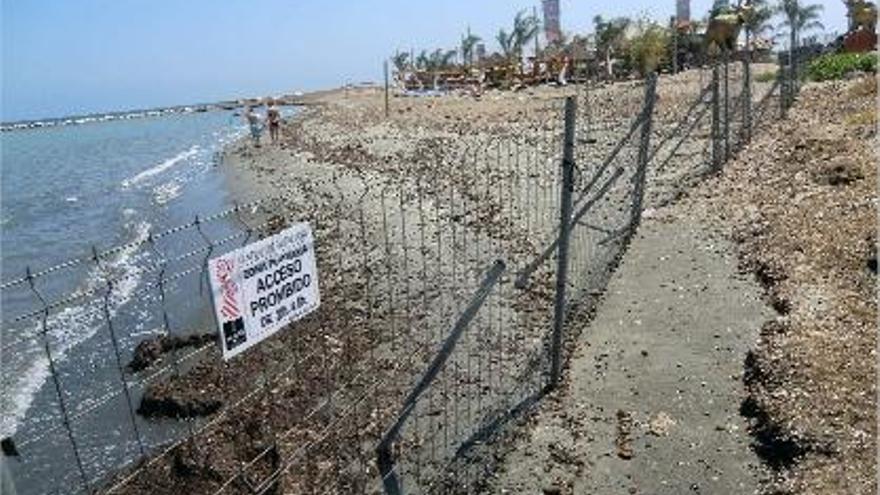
208,222 -> 320,360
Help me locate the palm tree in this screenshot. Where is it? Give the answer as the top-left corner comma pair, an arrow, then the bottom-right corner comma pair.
419,48 -> 456,71
744,0 -> 774,37
391,52 -> 410,73
542,32 -> 571,58
461,31 -> 482,66
415,50 -> 430,70
497,28 -> 515,59
710,0 -> 732,16
776,0 -> 823,88
511,9 -> 541,56
743,0 -> 774,58
440,49 -> 458,69
594,15 -> 631,78
777,0 -> 824,48
843,0 -> 877,31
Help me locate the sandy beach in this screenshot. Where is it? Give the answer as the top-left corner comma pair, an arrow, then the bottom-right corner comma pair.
104,63 -> 862,495
486,76 -> 877,495
3,2 -> 870,494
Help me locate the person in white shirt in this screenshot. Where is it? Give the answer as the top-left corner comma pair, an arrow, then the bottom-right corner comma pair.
244,105 -> 263,147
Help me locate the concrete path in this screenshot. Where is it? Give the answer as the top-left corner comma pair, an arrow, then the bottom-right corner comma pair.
489,203 -> 770,494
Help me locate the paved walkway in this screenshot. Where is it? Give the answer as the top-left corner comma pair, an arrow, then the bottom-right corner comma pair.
490,204 -> 770,494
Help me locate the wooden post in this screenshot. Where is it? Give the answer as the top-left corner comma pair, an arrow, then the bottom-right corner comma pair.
671,16 -> 679,74
384,60 -> 390,118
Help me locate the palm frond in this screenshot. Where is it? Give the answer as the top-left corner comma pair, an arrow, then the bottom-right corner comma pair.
391,52 -> 410,72
497,29 -> 514,57
461,33 -> 482,65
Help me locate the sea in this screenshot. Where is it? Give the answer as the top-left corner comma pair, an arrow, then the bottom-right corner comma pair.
0,106 -> 296,494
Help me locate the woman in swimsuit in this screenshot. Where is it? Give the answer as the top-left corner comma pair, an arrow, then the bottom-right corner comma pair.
266,99 -> 281,145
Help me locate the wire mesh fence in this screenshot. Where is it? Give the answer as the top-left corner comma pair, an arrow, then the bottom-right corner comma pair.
2,48 -> 805,495
2,197 -> 293,495
372,77 -> 659,495
2,97 -> 568,495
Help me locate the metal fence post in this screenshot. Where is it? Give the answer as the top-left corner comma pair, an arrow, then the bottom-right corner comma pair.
723,52 -> 730,162
790,24 -> 798,99
549,96 -> 577,390
743,53 -> 752,143
671,16 -> 679,75
711,63 -> 721,170
631,74 -> 658,229
384,59 -> 390,118
777,54 -> 787,119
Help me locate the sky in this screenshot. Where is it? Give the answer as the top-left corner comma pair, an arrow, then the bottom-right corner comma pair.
1,0 -> 847,122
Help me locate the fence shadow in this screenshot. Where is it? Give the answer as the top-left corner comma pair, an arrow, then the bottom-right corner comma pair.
1,41 -> 822,495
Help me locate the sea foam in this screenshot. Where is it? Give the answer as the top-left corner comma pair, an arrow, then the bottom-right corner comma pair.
1,221 -> 151,439
121,146 -> 200,188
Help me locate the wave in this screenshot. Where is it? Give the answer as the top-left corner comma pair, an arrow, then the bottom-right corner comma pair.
121,146 -> 200,188
153,181 -> 182,205
0,221 -> 151,439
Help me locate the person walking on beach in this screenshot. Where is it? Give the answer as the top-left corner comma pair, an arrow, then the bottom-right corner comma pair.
266,99 -> 281,145
244,105 -> 262,147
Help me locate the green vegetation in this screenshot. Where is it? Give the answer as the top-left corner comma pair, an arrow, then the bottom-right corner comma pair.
710,0 -> 733,16
415,49 -> 458,71
593,15 -> 631,77
845,0 -> 878,32
497,10 -> 541,61
628,20 -> 671,75
755,70 -> 778,82
807,52 -> 878,81
460,33 -> 482,67
392,0 -> 840,83
743,0 -> 774,40
391,52 -> 410,72
777,0 -> 824,47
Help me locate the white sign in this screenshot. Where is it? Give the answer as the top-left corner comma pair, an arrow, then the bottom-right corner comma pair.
208,222 -> 320,360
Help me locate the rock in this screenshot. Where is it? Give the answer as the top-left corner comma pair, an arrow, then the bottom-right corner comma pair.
171,441 -> 223,481
138,382 -> 223,418
844,70 -> 869,81
129,337 -> 164,372
616,410 -> 634,459
811,158 -> 863,186
648,412 -> 676,436
129,333 -> 216,372
1,437 -> 19,457
542,486 -> 562,495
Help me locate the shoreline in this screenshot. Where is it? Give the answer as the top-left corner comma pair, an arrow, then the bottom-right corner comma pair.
0,89 -> 330,132
108,70 -> 707,492
27,65 -> 819,494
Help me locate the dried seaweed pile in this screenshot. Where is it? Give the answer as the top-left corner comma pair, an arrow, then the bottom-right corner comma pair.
696,76 -> 877,494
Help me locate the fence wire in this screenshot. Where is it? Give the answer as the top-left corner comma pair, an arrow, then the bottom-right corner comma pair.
2,48 -> 808,495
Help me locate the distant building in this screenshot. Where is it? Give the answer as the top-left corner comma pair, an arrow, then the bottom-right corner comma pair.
542,0 -> 561,44
676,0 -> 690,24
476,43 -> 486,61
